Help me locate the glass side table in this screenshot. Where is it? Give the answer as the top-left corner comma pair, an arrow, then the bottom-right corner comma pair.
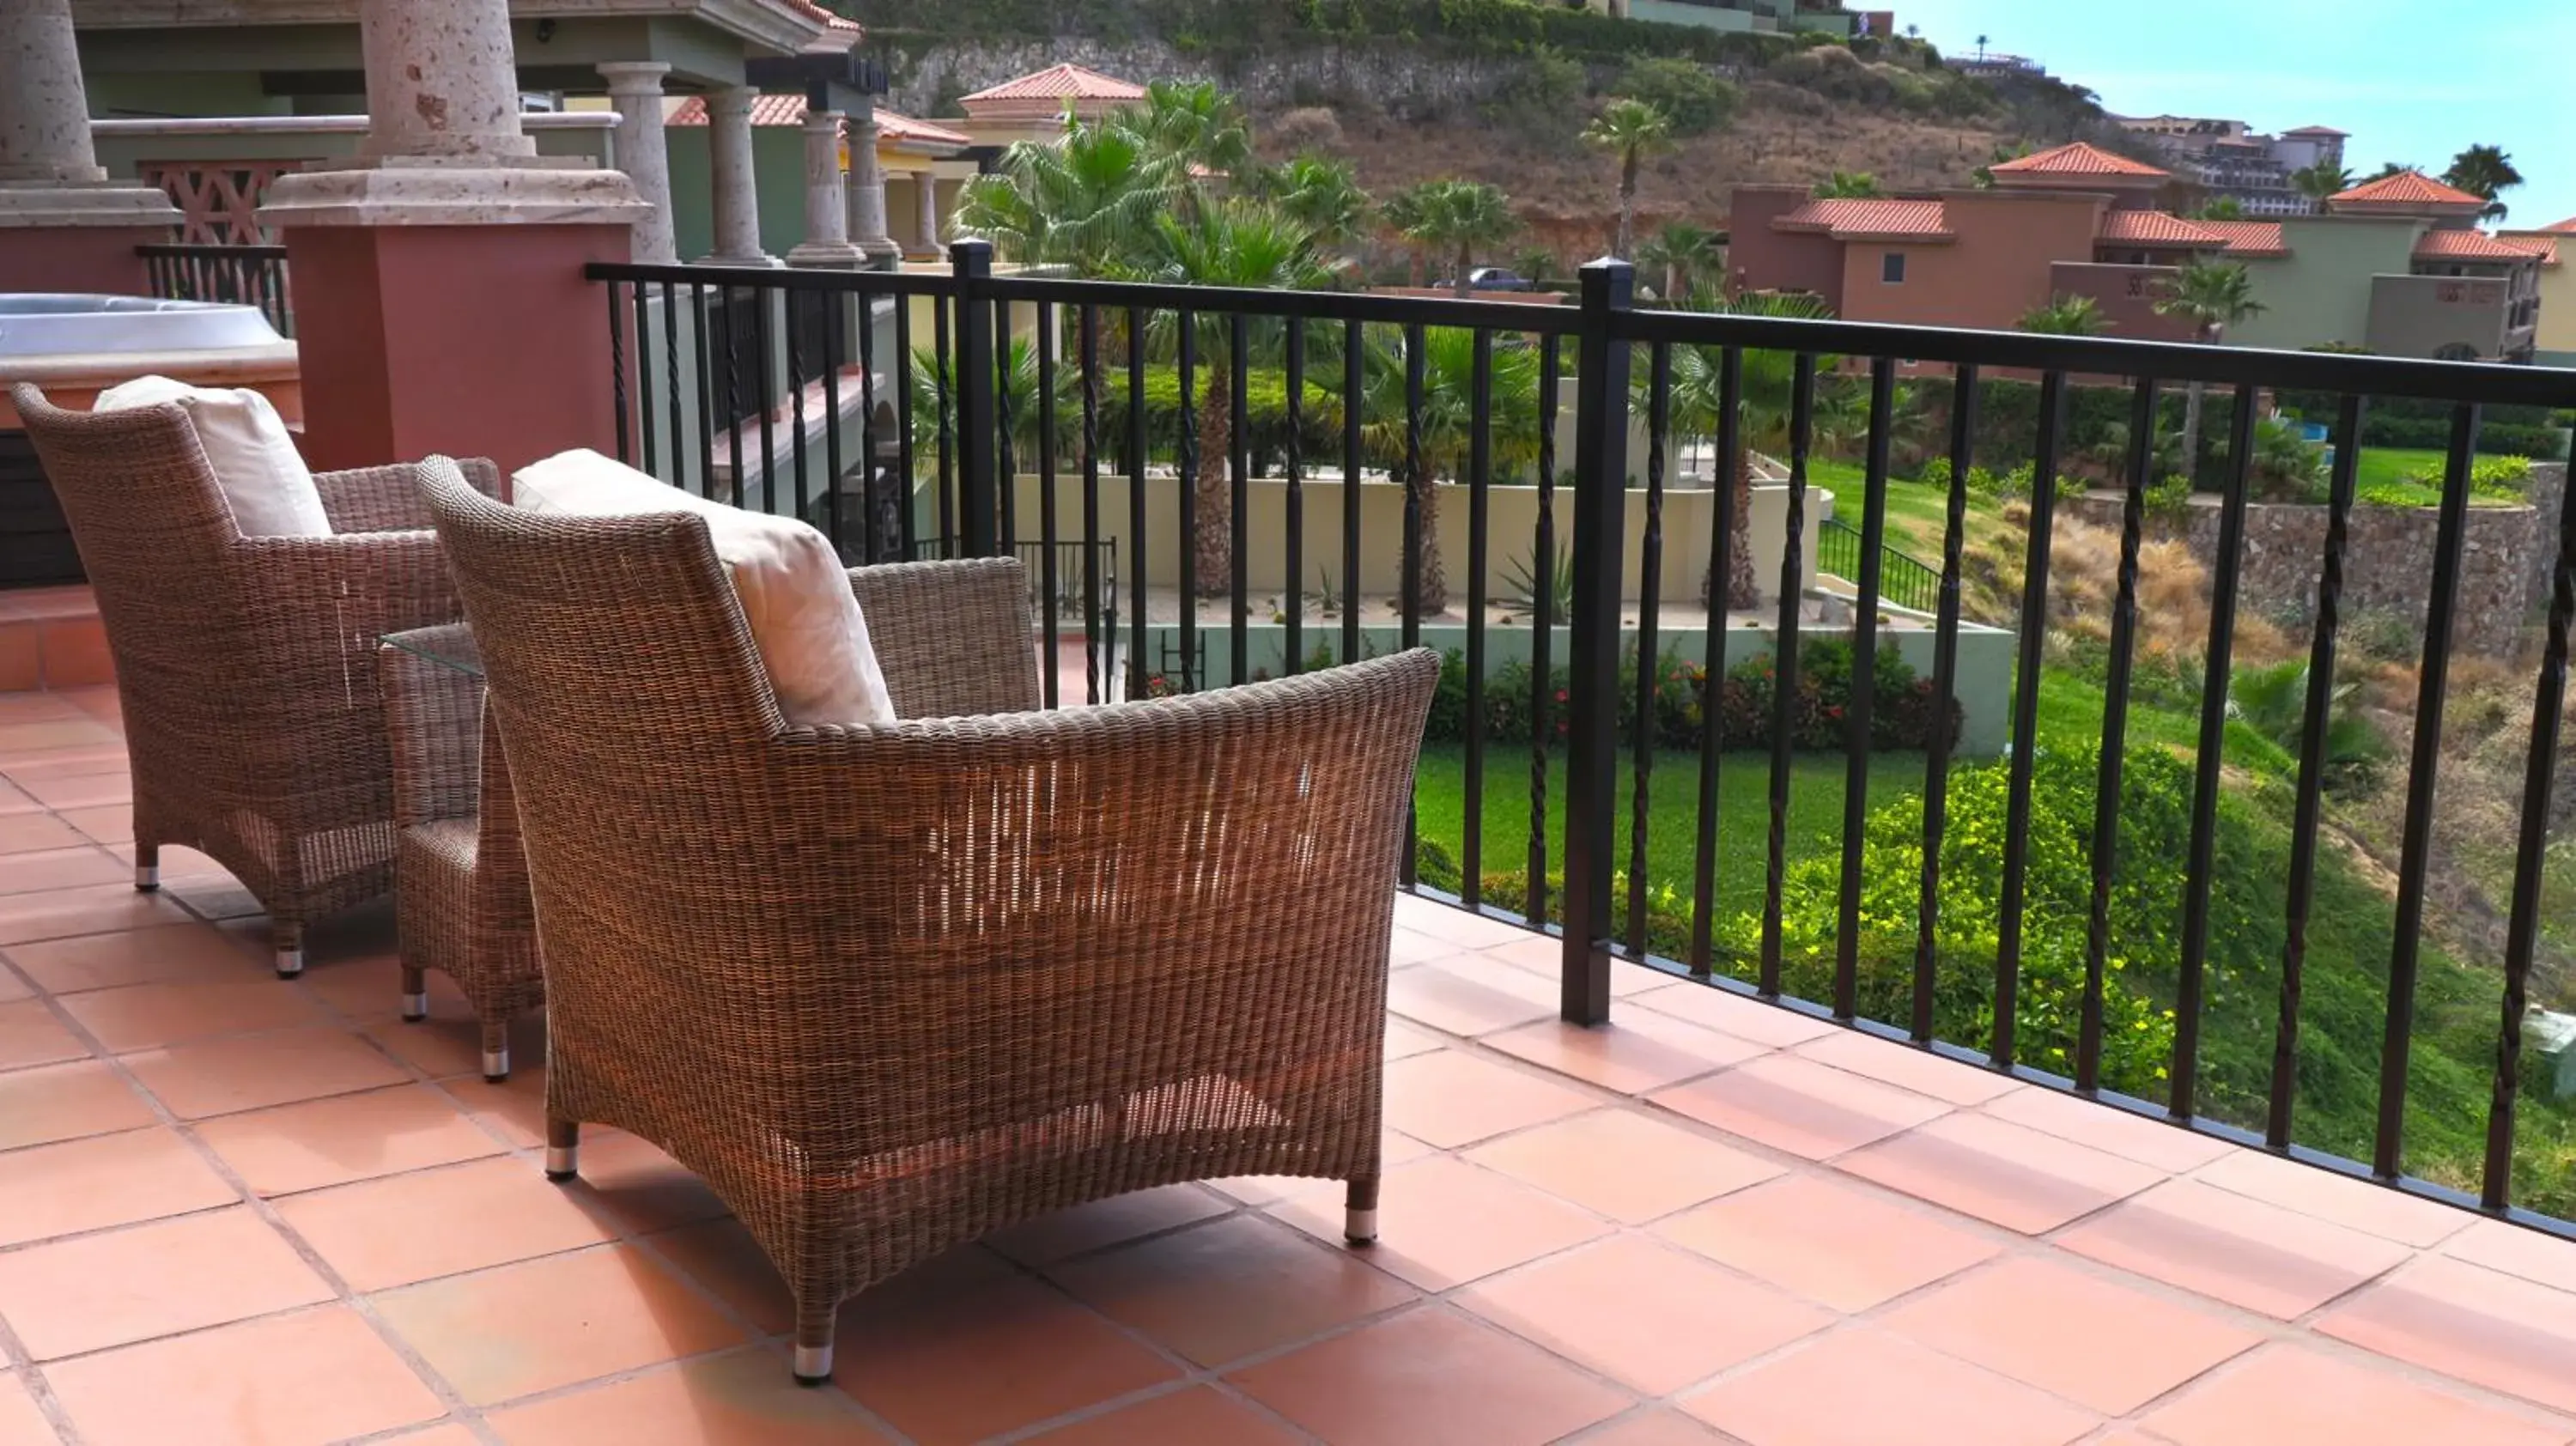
377,623 -> 541,1083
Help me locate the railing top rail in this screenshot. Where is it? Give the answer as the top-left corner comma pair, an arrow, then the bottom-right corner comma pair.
137,243 -> 289,258
586,260 -> 961,299
1619,306 -> 2576,409
982,274 -> 1586,334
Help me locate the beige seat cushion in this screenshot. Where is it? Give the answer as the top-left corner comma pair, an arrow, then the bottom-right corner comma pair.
93,374 -> 331,538
511,449 -> 895,726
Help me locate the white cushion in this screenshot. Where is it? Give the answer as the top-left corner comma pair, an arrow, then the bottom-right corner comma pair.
511,449 -> 895,726
93,375 -> 331,538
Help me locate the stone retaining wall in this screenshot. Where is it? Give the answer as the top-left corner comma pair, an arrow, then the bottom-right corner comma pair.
2063,464 -> 2567,657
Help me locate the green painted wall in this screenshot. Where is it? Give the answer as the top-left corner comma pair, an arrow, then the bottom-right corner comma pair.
665,126 -> 810,263
86,72 -> 283,118
91,121 -> 612,183
2227,216 -> 2422,352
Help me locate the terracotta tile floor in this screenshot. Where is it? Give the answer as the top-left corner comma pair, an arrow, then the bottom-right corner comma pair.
3,687 -> 2576,1444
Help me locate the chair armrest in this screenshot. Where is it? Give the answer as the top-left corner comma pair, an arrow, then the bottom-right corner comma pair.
235,529 -> 464,682
315,457 -> 501,534
848,556 -> 1040,718
377,632 -> 481,828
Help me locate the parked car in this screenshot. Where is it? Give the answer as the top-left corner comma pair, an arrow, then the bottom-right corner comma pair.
1467,267 -> 1534,291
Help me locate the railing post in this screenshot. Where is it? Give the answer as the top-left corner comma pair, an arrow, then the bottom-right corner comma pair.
950,238 -> 1000,557
1561,258 -> 1633,1026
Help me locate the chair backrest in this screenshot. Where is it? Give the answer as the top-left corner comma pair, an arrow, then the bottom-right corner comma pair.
9,382 -> 253,626
848,557 -> 1040,719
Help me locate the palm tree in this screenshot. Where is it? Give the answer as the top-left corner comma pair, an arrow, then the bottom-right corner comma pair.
1973,140 -> 2035,189
2195,197 -> 2246,221
1138,201 -> 1334,594
1650,286 -> 1837,610
2292,159 -> 2354,211
951,123 -> 1183,273
1401,179 -> 1520,298
1349,326 -> 1542,614
1512,246 -> 1560,289
1635,221 -> 1723,301
2153,259 -> 2267,481
1812,171 -> 1884,199
1582,98 -> 1676,260
1261,153 -> 1372,255
2368,161 -> 2416,181
2018,294 -> 2107,335
2444,144 -> 2524,222
1378,182 -> 1439,287
1114,80 -> 1253,191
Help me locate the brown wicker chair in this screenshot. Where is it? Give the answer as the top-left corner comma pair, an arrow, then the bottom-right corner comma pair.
9,383 -> 485,976
412,456 -> 1436,1385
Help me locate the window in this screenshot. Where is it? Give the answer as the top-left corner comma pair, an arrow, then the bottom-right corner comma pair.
1881,252 -> 1907,284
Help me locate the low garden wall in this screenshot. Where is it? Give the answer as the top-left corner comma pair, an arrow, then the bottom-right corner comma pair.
2064,463 -> 2567,657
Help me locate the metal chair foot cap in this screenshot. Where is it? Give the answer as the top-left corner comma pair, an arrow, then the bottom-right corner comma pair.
273,949 -> 304,980
481,1047 -> 509,1083
544,1145 -> 580,1180
398,992 -> 428,1022
134,864 -> 159,891
792,1345 -> 834,1384
1344,1207 -> 1378,1246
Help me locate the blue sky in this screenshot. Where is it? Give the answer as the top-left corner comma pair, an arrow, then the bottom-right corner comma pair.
1890,0 -> 2575,229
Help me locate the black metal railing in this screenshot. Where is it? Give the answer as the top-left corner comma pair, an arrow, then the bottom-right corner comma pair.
588,243 -> 2576,1236
1817,516 -> 1941,615
137,243 -> 293,337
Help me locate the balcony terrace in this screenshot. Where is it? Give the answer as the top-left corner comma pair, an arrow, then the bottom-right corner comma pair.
2,689 -> 2575,1443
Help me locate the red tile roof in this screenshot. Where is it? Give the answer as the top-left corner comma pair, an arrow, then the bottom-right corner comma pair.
960,64 -> 1147,106
2098,210 -> 2225,246
1989,142 -> 2170,179
666,98 -> 969,149
1772,197 -> 1953,240
2330,170 -> 2486,208
2503,236 -> 2561,266
2415,228 -> 2546,262
2195,220 -> 2290,258
2280,125 -> 2349,138
2540,216 -> 2576,234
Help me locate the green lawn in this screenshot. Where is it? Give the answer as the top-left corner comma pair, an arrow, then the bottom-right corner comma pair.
1805,459 -> 2010,562
2351,446 -> 2446,493
1412,743 -> 1928,926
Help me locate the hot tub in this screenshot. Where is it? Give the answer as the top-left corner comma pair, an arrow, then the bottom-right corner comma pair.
0,294 -> 286,357
0,293 -> 301,587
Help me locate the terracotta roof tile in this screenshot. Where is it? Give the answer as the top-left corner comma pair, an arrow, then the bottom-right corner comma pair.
2330,170 -> 2486,208
960,63 -> 1147,105
1989,142 -> 2170,179
2196,220 -> 2290,258
1773,197 -> 1953,240
666,98 -> 970,149
2098,210 -> 2226,246
2414,228 -> 2546,262
2503,236 -> 2561,266
2540,216 -> 2576,234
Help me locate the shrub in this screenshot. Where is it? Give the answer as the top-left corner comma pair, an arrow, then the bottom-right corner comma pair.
1461,636 -> 1954,753
2465,455 -> 2534,500
1610,57 -> 1739,137
2142,474 -> 2194,522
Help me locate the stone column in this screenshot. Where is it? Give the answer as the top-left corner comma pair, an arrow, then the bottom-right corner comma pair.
598,61 -> 675,264
0,0 -> 185,292
255,0 -> 648,475
704,86 -> 777,267
915,173 -> 941,255
785,110 -> 862,269
843,104 -> 901,271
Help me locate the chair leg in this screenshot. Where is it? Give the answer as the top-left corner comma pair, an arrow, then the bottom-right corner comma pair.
544,1117 -> 580,1182
792,1299 -> 837,1386
272,922 -> 304,980
398,963 -> 428,1024
478,1014 -> 510,1084
1344,1175 -> 1379,1247
133,841 -> 160,892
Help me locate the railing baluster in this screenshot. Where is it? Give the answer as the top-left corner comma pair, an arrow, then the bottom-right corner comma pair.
2081,376 -> 2160,1093
1127,307 -> 1150,698
608,283 -> 632,466
1759,354 -> 1817,998
993,298 -> 1017,553
2486,421 -> 2576,1210
633,282 -> 659,481
893,297 -> 917,552
692,283 -> 717,501
1528,335 -> 1562,929
1177,310 -> 1199,690
1285,321 -> 1306,678
1465,329 -> 1494,909
1564,259 -> 1635,1025
1992,370 -> 2069,1071
1628,341 -> 1671,955
2374,401 -> 2482,1176
756,290 -> 780,517
1401,323 -> 1428,657
662,282 -> 686,497
786,289 -> 809,526
933,291 -> 955,550
823,289 -> 847,553
854,290 -> 878,562
1079,305 -> 1105,704
2174,384 -> 2262,1121
1915,363 -> 1978,1042
1342,319 -> 1364,671
2269,392 -> 2365,1139
1834,358 -> 1898,1022
1037,302 -> 1061,710
1689,346 -> 1744,982
1230,312 -> 1251,687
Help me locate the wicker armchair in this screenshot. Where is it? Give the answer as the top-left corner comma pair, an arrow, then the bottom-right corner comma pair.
412,457 -> 1437,1384
9,383 -> 484,976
